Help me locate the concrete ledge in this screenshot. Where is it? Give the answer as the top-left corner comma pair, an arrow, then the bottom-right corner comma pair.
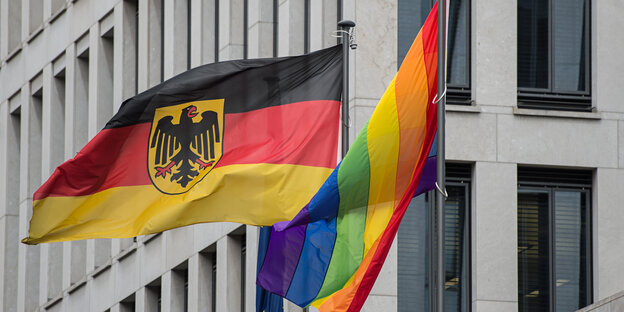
447,104 -> 481,113
43,294 -> 63,310
26,26 -> 44,44
115,243 -> 138,262
4,46 -> 22,63
49,7 -> 68,24
142,233 -> 161,244
578,290 -> 624,311
91,261 -> 112,278
514,107 -> 601,120
67,279 -> 87,294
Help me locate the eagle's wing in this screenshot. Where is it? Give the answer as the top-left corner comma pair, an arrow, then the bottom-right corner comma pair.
150,116 -> 181,165
190,111 -> 221,161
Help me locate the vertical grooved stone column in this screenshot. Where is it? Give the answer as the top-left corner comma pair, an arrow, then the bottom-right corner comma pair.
216,235 -> 242,312
247,0 -> 274,58
277,0 -> 305,56
189,0 -> 217,67
163,0 -> 189,79
218,0 -> 245,61
472,162 -> 518,311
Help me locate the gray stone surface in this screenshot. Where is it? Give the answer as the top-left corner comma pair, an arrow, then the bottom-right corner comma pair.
497,114 -> 618,167
594,0 -> 624,113
619,121 -> 624,168
472,0 -> 516,106
446,111 -> 497,162
472,300 -> 517,312
472,162 -> 518,305
595,169 -> 624,301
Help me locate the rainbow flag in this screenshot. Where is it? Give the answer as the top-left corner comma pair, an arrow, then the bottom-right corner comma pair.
256,3 -> 439,311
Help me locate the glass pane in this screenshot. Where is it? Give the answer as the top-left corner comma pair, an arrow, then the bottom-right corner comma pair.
399,183 -> 470,312
447,0 -> 469,88
398,193 -> 430,312
444,185 -> 468,312
518,0 -> 549,89
554,191 -> 589,311
398,0 -> 432,67
518,191 -> 550,312
553,0 -> 588,92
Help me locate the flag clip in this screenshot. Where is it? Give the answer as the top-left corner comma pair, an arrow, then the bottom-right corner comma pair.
331,29 -> 358,50
342,115 -> 352,128
435,182 -> 448,198
432,85 -> 447,104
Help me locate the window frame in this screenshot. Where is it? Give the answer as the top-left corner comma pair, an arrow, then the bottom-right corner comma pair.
517,0 -> 592,111
446,0 -> 472,105
517,176 -> 593,311
398,0 -> 472,105
443,178 -> 472,312
397,163 -> 472,312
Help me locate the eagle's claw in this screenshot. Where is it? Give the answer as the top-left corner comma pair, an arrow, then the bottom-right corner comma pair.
196,159 -> 214,170
155,161 -> 176,178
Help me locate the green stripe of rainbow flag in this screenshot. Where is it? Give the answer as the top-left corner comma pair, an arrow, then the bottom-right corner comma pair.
257,3 -> 439,311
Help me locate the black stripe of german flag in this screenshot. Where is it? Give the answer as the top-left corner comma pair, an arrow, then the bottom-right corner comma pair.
107,45 -> 342,128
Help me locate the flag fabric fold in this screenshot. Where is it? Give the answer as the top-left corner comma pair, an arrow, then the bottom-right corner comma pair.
256,227 -> 285,312
23,46 -> 343,245
256,3 -> 439,311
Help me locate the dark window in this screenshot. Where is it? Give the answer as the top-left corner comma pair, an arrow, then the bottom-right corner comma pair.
241,234 -> 246,312
398,163 -> 471,312
517,0 -> 591,111
120,294 -> 135,312
398,0 -> 471,105
244,0 -> 248,59
211,254 -> 217,312
304,0 -> 310,53
273,0 -> 278,57
517,167 -> 592,312
146,278 -> 162,312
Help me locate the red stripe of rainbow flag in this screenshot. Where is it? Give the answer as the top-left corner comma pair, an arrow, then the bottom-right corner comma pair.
256,3 -> 439,311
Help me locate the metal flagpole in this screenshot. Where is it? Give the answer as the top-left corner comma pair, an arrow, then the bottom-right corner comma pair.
436,0 -> 447,311
338,20 -> 355,157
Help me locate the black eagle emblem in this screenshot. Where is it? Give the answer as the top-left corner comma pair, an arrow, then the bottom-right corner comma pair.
150,105 -> 221,188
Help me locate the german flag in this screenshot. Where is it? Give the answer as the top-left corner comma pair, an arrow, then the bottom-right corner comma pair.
22,46 -> 342,245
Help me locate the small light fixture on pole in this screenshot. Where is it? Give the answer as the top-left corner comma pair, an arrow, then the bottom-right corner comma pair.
337,20 -> 356,157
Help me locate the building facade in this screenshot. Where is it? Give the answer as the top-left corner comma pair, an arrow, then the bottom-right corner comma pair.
0,0 -> 623,311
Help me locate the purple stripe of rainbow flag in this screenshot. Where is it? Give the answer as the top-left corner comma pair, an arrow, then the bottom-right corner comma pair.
256,3 -> 440,311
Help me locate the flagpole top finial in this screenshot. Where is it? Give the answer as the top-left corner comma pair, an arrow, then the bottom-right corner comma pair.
338,20 -> 355,28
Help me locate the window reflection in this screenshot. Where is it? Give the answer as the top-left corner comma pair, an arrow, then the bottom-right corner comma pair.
552,0 -> 588,92
447,0 -> 469,88
518,191 -> 551,312
398,0 -> 471,103
518,0 -> 549,89
398,172 -> 471,312
517,186 -> 591,312
517,0 -> 589,94
554,191 -> 589,311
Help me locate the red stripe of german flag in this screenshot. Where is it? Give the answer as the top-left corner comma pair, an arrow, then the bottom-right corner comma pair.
34,100 -> 339,200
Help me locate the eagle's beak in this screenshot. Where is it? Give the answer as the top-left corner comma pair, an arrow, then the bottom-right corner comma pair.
187,106 -> 198,118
